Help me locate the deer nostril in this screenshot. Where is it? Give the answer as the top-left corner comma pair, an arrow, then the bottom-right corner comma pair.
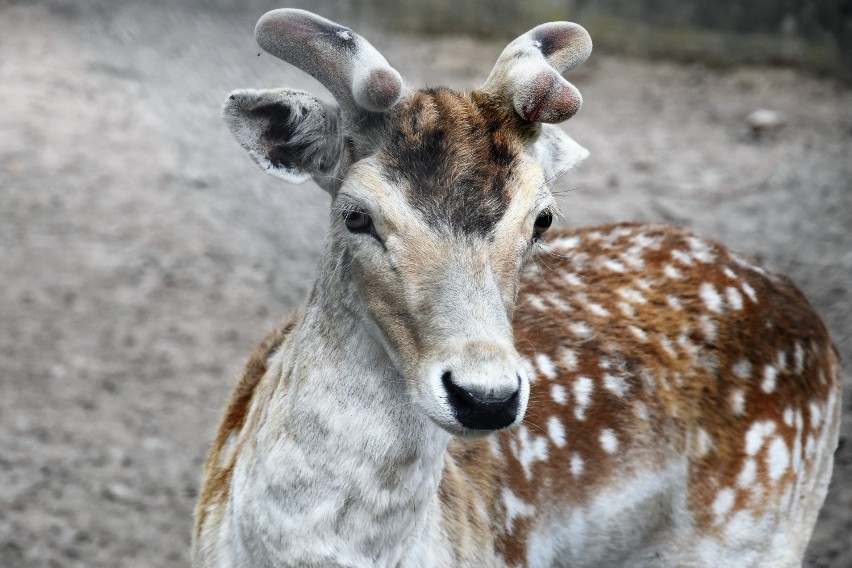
441,371 -> 520,431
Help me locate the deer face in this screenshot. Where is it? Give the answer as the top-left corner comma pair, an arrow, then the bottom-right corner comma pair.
222,9 -> 591,436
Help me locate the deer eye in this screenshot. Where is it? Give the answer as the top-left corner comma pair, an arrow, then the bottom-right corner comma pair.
533,210 -> 553,239
342,210 -> 373,233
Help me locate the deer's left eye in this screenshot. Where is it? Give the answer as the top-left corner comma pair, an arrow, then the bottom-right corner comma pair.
343,210 -> 373,233
533,210 -> 553,239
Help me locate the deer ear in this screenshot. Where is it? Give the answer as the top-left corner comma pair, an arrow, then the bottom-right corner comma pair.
222,88 -> 347,190
532,123 -> 589,182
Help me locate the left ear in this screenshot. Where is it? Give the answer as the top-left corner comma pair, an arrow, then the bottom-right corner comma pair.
532,123 -> 589,182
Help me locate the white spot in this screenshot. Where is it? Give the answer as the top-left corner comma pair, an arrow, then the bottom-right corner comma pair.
741,282 -> 758,303
700,315 -> 717,341
559,348 -> 578,371
712,488 -> 736,523
603,373 -> 629,398
794,343 -> 805,374
766,437 -> 790,481
696,428 -> 713,458
671,249 -> 694,265
562,272 -> 584,287
513,426 -> 549,480
782,407 -> 794,427
617,301 -> 636,318
634,401 -> 649,422
745,420 -> 776,456
737,458 -> 757,487
548,416 -> 567,448
551,384 -> 568,405
621,248 -> 645,270
730,389 -> 746,416
809,401 -> 823,430
723,266 -> 737,280
599,429 -> 619,454
732,360 -> 752,380
618,287 -> 647,305
664,264 -> 683,279
502,487 -> 535,533
545,292 -> 572,312
551,235 -> 581,250
761,364 -> 778,393
528,295 -> 547,311
687,236 -> 716,263
569,322 -> 593,339
655,335 -> 677,359
776,349 -> 788,371
570,453 -> 584,477
699,282 -> 724,314
666,295 -> 682,310
572,376 -> 593,421
726,287 -> 744,311
629,325 -> 648,342
587,303 -> 610,317
599,358 -> 611,370
535,353 -> 557,379
603,259 -> 627,273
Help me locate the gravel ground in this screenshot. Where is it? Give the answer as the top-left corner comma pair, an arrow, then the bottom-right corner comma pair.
1,2 -> 850,567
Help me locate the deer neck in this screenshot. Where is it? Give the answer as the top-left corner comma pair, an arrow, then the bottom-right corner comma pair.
232,244 -> 451,565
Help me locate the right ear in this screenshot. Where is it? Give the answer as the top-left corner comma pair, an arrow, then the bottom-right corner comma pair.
222,88 -> 347,191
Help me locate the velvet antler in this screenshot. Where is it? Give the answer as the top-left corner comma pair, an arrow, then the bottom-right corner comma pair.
479,22 -> 592,123
255,9 -> 404,114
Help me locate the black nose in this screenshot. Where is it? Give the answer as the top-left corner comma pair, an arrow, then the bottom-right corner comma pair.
441,371 -> 520,431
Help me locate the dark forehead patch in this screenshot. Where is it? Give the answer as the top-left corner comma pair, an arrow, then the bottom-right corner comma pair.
379,88 -> 534,236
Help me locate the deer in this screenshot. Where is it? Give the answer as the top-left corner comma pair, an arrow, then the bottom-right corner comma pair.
193,8 -> 842,567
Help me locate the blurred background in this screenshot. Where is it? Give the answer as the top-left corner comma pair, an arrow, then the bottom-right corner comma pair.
1,0 -> 850,566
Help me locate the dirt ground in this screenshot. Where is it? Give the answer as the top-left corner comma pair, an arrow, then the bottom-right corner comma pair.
1,2 -> 851,567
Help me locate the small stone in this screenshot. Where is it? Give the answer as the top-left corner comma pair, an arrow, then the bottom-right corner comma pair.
746,109 -> 786,134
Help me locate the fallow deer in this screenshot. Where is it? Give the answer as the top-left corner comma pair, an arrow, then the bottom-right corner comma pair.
193,9 -> 842,567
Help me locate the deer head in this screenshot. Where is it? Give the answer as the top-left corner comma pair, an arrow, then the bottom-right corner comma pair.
223,9 -> 592,437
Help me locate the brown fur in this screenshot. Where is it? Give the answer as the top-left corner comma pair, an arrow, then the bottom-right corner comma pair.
193,311 -> 300,544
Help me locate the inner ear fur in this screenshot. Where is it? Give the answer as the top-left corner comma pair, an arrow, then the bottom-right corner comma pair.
532,123 -> 589,183
222,88 -> 347,190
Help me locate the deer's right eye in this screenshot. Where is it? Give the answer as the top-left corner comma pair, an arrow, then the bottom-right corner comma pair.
342,210 -> 373,233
